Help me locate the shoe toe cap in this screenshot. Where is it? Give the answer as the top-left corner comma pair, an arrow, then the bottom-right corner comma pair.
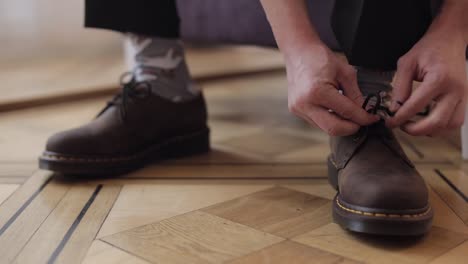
340,172 -> 429,211
45,128 -> 93,155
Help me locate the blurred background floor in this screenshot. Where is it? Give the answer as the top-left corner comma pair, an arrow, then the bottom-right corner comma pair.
0,0 -> 467,263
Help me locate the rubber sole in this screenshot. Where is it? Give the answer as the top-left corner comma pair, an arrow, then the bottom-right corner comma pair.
327,156 -> 433,236
39,128 -> 210,176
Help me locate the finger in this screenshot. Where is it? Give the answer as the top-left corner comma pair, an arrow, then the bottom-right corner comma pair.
391,57 -> 415,112
303,105 -> 360,136
337,66 -> 365,106
447,98 -> 466,129
387,74 -> 441,128
317,88 -> 379,126
401,95 -> 457,136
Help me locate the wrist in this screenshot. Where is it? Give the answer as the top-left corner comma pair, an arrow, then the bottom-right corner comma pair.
430,1 -> 468,45
282,37 -> 326,61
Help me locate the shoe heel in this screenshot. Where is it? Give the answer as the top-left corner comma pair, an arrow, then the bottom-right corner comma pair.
327,156 -> 339,190
162,128 -> 210,159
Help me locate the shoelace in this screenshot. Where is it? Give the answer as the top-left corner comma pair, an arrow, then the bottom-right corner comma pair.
98,72 -> 152,120
362,91 -> 429,119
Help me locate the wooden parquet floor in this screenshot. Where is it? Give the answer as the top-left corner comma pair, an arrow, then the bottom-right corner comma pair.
0,49 -> 467,264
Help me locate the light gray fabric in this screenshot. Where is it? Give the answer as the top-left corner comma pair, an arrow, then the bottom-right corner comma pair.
129,35 -> 199,102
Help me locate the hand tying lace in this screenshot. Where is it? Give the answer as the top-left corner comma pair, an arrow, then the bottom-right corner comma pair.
98,72 -> 152,120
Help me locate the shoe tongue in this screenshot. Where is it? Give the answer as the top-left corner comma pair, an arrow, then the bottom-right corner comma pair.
367,120 -> 391,137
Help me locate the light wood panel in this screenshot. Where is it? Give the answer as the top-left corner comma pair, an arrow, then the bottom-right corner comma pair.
430,241 -> 468,264
54,185 -> 121,264
0,171 -> 52,227
438,169 -> 468,197
428,187 -> 468,235
97,184 -> 272,238
0,181 -> 69,263
0,184 -> 19,205
422,169 -> 468,225
15,185 -> 101,264
0,46 -> 284,112
203,187 -> 332,238
123,164 -> 327,179
82,240 -> 150,264
293,223 -> 468,264
227,240 -> 359,264
102,211 -> 283,264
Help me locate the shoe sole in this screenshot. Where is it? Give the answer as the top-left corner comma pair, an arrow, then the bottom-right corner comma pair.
39,128 -> 210,176
327,156 -> 433,236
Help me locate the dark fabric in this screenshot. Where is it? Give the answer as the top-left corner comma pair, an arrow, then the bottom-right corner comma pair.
85,0 -> 180,38
178,0 -> 339,50
332,0 -> 433,70
84,0 -> 454,61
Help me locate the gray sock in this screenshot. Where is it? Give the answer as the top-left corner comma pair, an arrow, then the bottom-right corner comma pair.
355,67 -> 394,96
125,34 -> 199,102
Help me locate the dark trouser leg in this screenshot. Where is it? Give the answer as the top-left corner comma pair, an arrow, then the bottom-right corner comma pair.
331,0 -> 433,95
85,0 -> 180,38
332,0 -> 433,71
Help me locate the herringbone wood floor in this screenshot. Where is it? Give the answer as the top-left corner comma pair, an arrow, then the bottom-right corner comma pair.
0,47 -> 467,264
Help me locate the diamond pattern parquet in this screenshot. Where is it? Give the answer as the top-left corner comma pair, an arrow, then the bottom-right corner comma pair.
0,47 -> 466,264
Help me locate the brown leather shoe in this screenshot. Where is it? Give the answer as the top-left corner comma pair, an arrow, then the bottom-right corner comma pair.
328,120 -> 433,236
39,77 -> 210,175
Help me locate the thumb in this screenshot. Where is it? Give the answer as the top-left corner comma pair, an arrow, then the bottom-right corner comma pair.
391,57 -> 415,112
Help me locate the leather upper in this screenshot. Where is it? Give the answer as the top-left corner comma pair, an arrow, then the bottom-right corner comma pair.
330,121 -> 429,211
46,92 -> 208,156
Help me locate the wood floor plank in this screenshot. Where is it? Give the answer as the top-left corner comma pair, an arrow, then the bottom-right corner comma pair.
202,186 -> 332,238
422,169 -> 468,225
396,132 -> 459,164
0,184 -> 19,205
96,184 -> 272,238
102,211 -> 283,264
0,181 -> 69,263
0,171 -> 52,228
219,130 -> 319,158
82,240 -> 150,264
283,180 -> 337,200
437,169 -> 468,198
429,240 -> 468,264
293,223 -> 468,264
54,185 -> 121,264
428,187 -> 468,235
0,46 -> 284,112
122,164 -> 327,179
14,185 -> 99,264
0,162 -> 36,179
227,240 -> 359,264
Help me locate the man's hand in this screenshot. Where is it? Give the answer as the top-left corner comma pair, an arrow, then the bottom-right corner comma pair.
286,44 -> 379,136
387,1 -> 468,136
260,0 -> 378,136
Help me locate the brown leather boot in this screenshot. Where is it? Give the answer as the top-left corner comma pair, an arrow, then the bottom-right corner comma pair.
39,76 -> 210,175
328,120 -> 433,236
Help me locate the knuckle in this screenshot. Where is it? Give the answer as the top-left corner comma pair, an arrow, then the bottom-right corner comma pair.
397,57 -> 410,69
308,85 -> 324,104
343,67 -> 357,79
337,108 -> 356,120
431,116 -> 449,128
288,99 -> 303,115
449,116 -> 464,128
325,125 -> 340,136
408,130 -> 426,136
287,102 -> 297,114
